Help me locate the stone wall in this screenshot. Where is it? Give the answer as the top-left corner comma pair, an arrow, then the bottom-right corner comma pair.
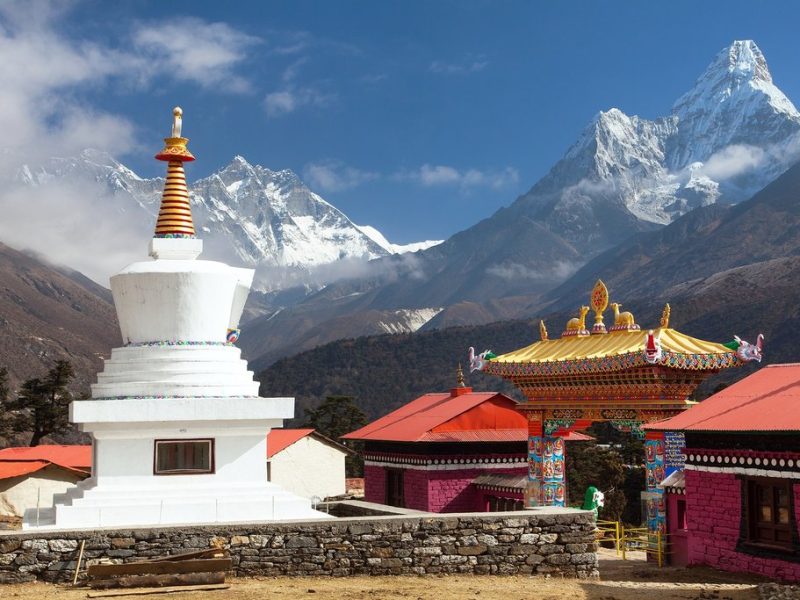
0,510 -> 598,584
685,468 -> 800,581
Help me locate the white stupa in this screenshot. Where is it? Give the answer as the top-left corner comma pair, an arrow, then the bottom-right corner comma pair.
25,108 -> 329,528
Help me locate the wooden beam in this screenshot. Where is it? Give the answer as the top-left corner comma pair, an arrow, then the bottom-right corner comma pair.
88,558 -> 231,578
86,583 -> 230,598
137,548 -> 224,563
88,572 -> 225,590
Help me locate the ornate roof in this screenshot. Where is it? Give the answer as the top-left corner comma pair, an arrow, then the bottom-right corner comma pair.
485,327 -> 741,377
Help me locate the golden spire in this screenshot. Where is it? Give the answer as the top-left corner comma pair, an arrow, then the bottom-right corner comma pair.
457,363 -> 466,387
539,319 -> 548,341
154,107 -> 196,237
660,303 -> 671,328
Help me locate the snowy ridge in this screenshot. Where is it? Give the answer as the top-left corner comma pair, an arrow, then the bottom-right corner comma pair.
356,224 -> 442,254
13,152 -> 433,277
375,308 -> 443,334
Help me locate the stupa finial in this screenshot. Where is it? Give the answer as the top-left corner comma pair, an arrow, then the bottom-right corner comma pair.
154,106 -> 196,238
457,363 -> 466,387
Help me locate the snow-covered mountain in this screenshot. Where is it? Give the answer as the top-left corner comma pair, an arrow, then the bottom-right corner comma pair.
14,151 -> 432,281
521,39 -> 800,246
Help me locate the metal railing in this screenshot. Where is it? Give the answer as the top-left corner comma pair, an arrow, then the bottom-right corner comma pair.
596,521 -> 667,567
620,525 -> 665,567
596,519 -> 621,556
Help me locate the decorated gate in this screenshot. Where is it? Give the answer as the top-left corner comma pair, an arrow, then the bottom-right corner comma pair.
472,280 -> 762,534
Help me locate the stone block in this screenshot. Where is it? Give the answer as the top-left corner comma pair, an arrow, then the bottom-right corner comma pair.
519,533 -> 539,544
286,536 -> 317,549
539,533 -> 558,544
546,553 -> 572,565
457,545 -> 487,556
110,537 -> 135,549
0,539 -> 21,553
48,539 -> 78,553
21,540 -> 48,552
230,535 -> 250,546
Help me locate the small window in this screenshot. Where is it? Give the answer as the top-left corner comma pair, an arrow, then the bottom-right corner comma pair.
154,439 -> 214,475
745,478 -> 793,550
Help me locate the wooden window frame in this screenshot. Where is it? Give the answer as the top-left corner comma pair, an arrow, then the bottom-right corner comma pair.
153,438 -> 215,476
740,476 -> 795,554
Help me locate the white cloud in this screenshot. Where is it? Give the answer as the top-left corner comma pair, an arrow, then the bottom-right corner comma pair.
264,87 -> 335,117
695,144 -> 766,180
397,164 -> 519,190
303,160 -> 378,192
132,18 -> 260,93
264,56 -> 336,117
429,57 -> 489,75
0,3 -> 260,283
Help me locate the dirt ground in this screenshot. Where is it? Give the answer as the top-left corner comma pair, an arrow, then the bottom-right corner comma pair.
1,549 -> 768,600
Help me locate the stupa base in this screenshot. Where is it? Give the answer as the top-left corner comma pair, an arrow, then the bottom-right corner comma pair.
24,480 -> 330,530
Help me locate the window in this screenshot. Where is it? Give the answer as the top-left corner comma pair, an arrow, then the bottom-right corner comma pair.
386,468 -> 404,507
745,478 -> 793,549
154,439 -> 214,475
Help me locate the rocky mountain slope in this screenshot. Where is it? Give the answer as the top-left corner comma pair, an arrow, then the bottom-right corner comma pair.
242,39 -> 800,367
0,242 -> 119,391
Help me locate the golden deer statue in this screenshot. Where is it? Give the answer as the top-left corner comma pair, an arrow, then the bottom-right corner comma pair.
566,306 -> 590,332
610,302 -> 635,328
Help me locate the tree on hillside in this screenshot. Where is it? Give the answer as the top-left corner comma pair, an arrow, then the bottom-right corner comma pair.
303,395 -> 368,477
3,361 -> 75,446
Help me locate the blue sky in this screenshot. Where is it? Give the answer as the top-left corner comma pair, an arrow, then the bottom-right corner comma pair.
5,0 -> 800,244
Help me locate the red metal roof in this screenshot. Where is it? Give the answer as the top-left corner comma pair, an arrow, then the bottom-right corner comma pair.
0,445 -> 91,470
0,460 -> 52,480
647,364 -> 800,432
342,389 -> 520,442
267,428 -> 314,458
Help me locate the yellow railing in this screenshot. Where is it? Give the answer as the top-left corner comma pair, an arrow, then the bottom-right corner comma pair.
596,519 -> 621,556
620,525 -> 665,567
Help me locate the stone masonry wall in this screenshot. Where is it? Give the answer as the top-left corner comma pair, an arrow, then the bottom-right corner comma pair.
685,468 -> 800,582
0,510 -> 598,584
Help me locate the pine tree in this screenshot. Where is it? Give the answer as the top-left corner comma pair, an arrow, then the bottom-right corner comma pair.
4,361 -> 75,446
302,395 -> 368,477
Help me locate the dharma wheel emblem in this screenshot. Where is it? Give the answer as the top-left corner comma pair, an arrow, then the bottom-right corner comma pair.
590,279 -> 608,334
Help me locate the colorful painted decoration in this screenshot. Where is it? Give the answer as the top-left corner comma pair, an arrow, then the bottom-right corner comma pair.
226,328 -> 241,344
467,347 -> 496,372
734,334 -> 764,363
644,330 -> 662,364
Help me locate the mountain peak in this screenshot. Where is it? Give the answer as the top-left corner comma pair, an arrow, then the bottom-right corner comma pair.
716,40 -> 771,84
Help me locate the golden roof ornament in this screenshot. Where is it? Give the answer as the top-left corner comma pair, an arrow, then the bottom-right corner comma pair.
660,303 -> 671,328
456,363 -> 466,387
154,106 -> 196,237
609,302 -> 640,332
539,319 -> 548,341
563,306 -> 590,337
590,279 -> 608,334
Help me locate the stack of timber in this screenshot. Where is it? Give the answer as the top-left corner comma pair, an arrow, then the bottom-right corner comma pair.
85,548 -> 231,597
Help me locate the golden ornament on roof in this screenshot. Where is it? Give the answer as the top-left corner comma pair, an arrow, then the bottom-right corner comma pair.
590,279 -> 608,333
539,319 -> 548,341
661,303 -> 671,328
610,303 -> 635,327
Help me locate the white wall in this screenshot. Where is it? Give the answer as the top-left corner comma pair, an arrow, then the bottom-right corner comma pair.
269,436 -> 346,501
0,466 -> 85,517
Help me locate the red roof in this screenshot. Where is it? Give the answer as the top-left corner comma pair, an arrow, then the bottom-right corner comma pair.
267,429 -> 314,458
343,389 -> 525,443
0,445 -> 91,469
0,445 -> 92,480
647,364 -> 800,432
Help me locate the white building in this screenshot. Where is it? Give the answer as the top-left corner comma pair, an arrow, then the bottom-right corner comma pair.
267,429 -> 352,501
25,108 -> 328,529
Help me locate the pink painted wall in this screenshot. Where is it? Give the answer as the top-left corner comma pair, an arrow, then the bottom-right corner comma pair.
363,464 -> 526,512
363,465 -> 386,504
685,468 -> 800,581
